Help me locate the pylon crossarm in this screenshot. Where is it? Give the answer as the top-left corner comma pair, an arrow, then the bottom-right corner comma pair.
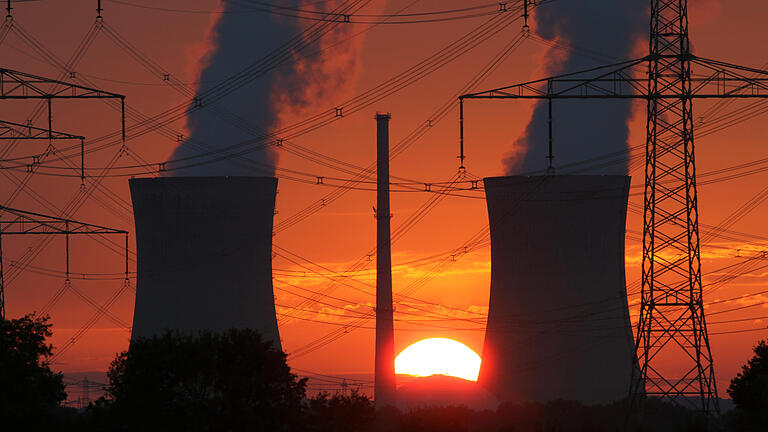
460,57 -> 768,101
0,67 -> 124,99
690,57 -> 768,96
460,57 -> 649,100
0,205 -> 127,235
695,56 -> 768,77
0,205 -> 129,320
0,119 -> 84,140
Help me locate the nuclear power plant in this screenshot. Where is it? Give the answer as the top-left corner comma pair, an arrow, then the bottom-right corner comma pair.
125,140 -> 639,407
478,175 -> 637,404
3,0 -> 751,418
129,176 -> 281,349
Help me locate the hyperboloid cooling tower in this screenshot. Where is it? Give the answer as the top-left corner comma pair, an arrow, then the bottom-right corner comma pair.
129,177 -> 281,349
478,175 -> 637,404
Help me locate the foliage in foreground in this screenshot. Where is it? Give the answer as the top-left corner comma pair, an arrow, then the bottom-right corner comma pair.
0,313 -> 66,425
726,338 -> 768,430
6,319 -> 767,432
92,328 -> 307,431
304,389 -> 376,432
391,399 -> 709,432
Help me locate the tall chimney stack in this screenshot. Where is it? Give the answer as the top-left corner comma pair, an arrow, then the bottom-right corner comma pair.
374,113 -> 396,408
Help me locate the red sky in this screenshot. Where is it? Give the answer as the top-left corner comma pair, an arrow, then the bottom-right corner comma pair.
2,0 -> 768,400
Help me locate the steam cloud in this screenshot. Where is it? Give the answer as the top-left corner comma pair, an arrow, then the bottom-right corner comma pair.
168,1 -> 364,177
506,1 -> 647,175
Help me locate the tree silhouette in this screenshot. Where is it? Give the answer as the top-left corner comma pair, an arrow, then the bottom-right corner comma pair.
98,329 -> 307,431
727,338 -> 768,429
304,389 -> 375,432
0,313 -> 66,423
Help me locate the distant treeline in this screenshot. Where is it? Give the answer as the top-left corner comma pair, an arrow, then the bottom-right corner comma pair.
2,314 -> 766,431
14,392 -> 762,432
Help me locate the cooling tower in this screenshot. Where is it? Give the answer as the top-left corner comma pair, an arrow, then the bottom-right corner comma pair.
129,177 -> 280,349
478,175 -> 636,404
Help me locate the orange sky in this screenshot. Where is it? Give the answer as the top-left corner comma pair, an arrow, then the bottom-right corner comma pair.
2,0 -> 768,400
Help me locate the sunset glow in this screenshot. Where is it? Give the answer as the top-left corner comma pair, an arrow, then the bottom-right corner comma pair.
2,1 -> 767,403
395,338 -> 482,381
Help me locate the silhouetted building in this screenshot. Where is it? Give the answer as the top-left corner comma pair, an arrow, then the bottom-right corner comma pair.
129,177 -> 281,349
479,175 -> 636,404
374,113 -> 397,408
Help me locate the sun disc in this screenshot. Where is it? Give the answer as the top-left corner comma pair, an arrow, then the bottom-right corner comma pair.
395,338 -> 481,381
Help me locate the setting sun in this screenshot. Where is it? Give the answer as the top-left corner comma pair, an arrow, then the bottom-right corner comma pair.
395,338 -> 482,381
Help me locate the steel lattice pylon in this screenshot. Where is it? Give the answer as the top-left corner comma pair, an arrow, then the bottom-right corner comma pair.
635,0 -> 718,414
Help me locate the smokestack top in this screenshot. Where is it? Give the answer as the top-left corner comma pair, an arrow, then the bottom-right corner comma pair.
375,112 -> 391,120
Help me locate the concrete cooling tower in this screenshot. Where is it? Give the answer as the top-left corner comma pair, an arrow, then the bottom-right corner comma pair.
129,177 -> 281,349
478,175 -> 636,405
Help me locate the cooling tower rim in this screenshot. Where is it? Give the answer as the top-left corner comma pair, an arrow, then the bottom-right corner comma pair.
484,174 -> 630,181
483,175 -> 631,200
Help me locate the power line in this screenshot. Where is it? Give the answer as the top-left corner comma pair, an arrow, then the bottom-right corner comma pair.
106,0 -> 510,25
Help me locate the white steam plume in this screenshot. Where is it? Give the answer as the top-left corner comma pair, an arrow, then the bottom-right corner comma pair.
506,1 -> 647,175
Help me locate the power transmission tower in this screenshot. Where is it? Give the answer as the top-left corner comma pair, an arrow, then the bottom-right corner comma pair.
458,0 -> 768,415
0,205 -> 129,319
0,67 -> 127,320
636,0 -> 717,415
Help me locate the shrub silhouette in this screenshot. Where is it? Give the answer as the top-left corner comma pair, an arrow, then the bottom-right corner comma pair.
98,329 -> 306,431
0,313 -> 66,425
727,338 -> 768,430
305,389 -> 375,432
